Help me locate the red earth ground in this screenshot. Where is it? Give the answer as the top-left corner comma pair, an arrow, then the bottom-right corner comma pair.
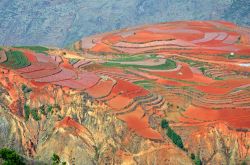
0,20 -> 250,149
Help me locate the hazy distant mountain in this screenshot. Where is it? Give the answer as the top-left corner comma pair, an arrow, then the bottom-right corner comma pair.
0,0 -> 249,47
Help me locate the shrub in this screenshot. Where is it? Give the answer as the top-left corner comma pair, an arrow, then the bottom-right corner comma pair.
191,153 -> 195,160
39,105 -> 46,115
30,108 -> 40,121
53,104 -> 61,110
51,153 -> 66,165
241,161 -> 247,165
69,58 -> 79,65
51,153 -> 60,164
21,84 -> 32,93
47,105 -> 53,113
39,104 -> 57,116
0,148 -> 25,165
194,155 -> 202,165
227,53 -> 236,59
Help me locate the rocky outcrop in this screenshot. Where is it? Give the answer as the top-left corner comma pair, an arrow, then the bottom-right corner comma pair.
0,70 -> 194,164
184,123 -> 250,165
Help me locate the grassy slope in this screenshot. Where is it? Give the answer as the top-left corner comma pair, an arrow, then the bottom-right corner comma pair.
1,50 -> 30,69
14,46 -> 49,54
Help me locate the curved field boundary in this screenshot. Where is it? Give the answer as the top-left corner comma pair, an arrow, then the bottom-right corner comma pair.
101,79 -> 150,110
223,35 -> 240,44
115,93 -> 158,115
54,72 -> 101,90
150,63 -> 193,80
98,75 -> 143,83
114,39 -> 196,48
96,82 -> 146,102
16,62 -> 57,73
117,106 -> 163,140
23,50 -> 38,62
140,63 -> 182,72
104,59 -> 177,71
73,60 -> 92,68
106,95 -> 132,110
102,88 -> 144,102
215,32 -> 228,40
145,27 -> 202,34
21,67 -> 62,79
54,79 -> 88,89
180,106 -> 250,129
112,45 -> 190,54
191,32 -> 218,44
34,68 -> 77,83
35,53 -> 59,65
168,87 -> 250,109
51,55 -> 63,64
95,70 -> 145,82
107,58 -> 166,66
202,45 -> 239,52
143,95 -> 165,110
86,79 -> 116,99
125,88 -> 149,99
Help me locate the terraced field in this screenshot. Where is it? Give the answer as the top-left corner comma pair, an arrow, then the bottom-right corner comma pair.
73,20 -> 250,133
0,21 -> 250,163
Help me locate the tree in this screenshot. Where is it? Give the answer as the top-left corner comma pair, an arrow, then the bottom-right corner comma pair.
166,127 -> 184,149
191,153 -> 195,160
161,119 -> 169,129
194,155 -> 202,165
241,161 -> 247,165
199,67 -> 206,74
24,104 -> 30,121
51,153 -> 66,165
51,153 -> 60,164
0,148 -> 25,165
21,84 -> 32,93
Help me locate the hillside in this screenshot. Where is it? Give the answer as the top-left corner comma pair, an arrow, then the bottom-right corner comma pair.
0,20 -> 250,164
0,0 -> 250,47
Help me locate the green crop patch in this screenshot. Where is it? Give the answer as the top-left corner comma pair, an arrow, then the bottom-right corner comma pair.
14,46 -> 49,54
133,80 -> 155,89
104,59 -> 176,70
1,50 -> 30,69
111,54 -> 158,62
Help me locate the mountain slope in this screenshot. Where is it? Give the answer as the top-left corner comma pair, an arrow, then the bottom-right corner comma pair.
0,0 -> 249,47
223,0 -> 250,25
0,20 -> 250,164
